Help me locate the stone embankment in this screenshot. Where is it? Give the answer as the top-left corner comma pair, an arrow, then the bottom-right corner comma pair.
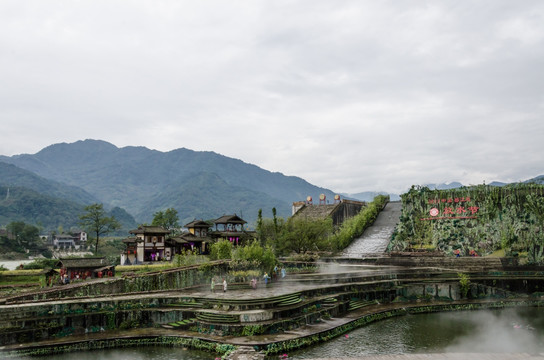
1,258 -> 543,358
2,202 -> 544,359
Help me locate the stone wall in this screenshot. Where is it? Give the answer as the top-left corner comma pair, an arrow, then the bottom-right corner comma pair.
2,261 -> 228,304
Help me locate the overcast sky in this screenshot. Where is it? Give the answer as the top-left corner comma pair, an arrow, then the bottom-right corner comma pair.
1,1 -> 543,194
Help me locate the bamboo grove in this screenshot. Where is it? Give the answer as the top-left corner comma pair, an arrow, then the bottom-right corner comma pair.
388,183 -> 544,264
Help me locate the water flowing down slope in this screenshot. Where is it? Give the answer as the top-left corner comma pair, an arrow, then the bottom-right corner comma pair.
342,201 -> 402,257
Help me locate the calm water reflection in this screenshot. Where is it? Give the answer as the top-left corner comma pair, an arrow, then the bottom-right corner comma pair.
13,307 -> 544,360
289,307 -> 544,358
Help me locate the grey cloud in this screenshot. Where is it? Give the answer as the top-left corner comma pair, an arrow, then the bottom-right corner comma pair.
1,0 -> 543,194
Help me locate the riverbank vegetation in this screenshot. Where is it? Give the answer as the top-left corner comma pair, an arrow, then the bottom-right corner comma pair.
256,195 -> 389,256
0,221 -> 51,259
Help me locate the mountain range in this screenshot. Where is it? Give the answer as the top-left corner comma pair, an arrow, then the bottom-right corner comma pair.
0,139 -> 343,230
1,139 -> 542,232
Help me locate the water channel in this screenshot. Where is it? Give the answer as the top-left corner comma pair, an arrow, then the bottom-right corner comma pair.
341,202 -> 401,257
11,307 -> 544,360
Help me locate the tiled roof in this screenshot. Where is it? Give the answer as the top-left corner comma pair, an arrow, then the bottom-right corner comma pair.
57,257 -> 108,268
184,220 -> 212,228
168,233 -> 212,244
129,226 -> 170,235
214,214 -> 247,225
122,236 -> 140,243
292,204 -> 340,221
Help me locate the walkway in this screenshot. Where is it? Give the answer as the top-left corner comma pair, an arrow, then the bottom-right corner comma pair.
342,202 -> 402,257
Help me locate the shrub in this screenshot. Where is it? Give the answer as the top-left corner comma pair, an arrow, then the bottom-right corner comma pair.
458,272 -> 471,298
209,239 -> 233,260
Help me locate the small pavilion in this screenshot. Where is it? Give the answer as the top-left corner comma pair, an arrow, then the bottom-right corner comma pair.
56,257 -> 114,280
209,214 -> 256,245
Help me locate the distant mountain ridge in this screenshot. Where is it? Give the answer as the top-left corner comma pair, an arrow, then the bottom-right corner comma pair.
345,177 -> 544,202
0,139 -> 341,225
0,162 -> 98,204
1,139 -> 542,229
342,191 -> 400,202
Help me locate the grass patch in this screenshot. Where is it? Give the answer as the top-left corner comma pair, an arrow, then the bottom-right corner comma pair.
488,249 -> 506,257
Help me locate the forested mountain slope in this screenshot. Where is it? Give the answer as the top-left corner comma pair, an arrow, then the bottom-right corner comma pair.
0,139 -> 339,224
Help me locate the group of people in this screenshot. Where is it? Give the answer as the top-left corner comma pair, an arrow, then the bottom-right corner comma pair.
263,265 -> 286,284
210,265 -> 287,293
210,277 -> 228,293
251,265 -> 287,289
454,249 -> 479,257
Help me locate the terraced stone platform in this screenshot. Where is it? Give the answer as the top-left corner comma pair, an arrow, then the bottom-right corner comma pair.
1,257 -> 543,359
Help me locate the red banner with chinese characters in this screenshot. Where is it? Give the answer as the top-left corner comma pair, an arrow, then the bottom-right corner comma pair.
421,197 -> 479,220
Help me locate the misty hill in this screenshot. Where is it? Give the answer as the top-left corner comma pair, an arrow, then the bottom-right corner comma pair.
422,176 -> 544,189
423,182 -> 465,190
0,185 -> 84,229
0,161 -> 97,204
343,191 -> 400,202
0,185 -> 136,232
526,175 -> 544,185
0,139 -> 340,225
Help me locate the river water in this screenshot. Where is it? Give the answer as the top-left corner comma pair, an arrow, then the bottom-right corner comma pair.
11,307 -> 544,360
0,260 -> 33,270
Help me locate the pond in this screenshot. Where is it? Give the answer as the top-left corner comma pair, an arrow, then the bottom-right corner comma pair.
288,307 -> 544,358
9,307 -> 544,360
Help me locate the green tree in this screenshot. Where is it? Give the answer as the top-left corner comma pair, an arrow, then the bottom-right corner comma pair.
256,209 -> 263,245
525,194 -> 544,263
209,239 -> 233,260
6,221 -> 42,253
278,217 -> 333,254
79,203 -> 121,254
272,207 -> 278,238
260,217 -> 286,248
151,208 -> 180,232
232,240 -> 277,272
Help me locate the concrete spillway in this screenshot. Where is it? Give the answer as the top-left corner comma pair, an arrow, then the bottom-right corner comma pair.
341,201 -> 402,257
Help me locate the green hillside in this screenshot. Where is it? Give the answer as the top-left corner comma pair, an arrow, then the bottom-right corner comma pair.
0,161 -> 97,204
0,186 -> 137,233
143,172 -> 291,225
389,183 -> 544,264
0,139 -> 338,224
0,186 -> 84,229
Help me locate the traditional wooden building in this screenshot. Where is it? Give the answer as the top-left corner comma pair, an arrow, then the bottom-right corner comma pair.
56,257 -> 114,281
121,215 -> 256,265
122,225 -> 172,265
167,220 -> 214,255
209,214 -> 256,245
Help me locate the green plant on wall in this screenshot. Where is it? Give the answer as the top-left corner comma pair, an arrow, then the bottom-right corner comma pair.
388,183 -> 544,263
458,273 -> 470,298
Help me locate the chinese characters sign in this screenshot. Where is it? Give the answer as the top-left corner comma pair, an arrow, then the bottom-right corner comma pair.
421,197 -> 479,221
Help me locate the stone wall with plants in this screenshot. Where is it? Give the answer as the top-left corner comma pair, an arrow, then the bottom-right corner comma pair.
4,261 -> 229,303
388,184 -> 544,264
332,194 -> 389,250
